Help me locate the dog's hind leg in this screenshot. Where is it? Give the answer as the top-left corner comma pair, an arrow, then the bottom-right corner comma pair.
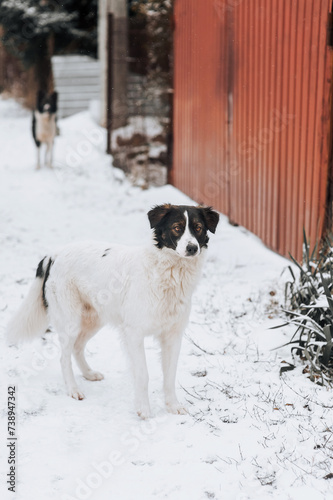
48,285 -> 87,399
45,141 -> 53,168
36,145 -> 41,170
55,320 -> 85,400
73,325 -> 104,382
49,141 -> 54,168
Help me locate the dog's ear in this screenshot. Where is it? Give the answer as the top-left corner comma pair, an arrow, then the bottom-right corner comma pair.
200,206 -> 220,233
50,91 -> 58,112
148,204 -> 172,229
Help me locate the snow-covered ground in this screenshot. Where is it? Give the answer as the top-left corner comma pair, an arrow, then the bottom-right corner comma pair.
1,97 -> 333,500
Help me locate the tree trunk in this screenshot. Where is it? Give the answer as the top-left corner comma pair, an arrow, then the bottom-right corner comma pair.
33,35 -> 54,93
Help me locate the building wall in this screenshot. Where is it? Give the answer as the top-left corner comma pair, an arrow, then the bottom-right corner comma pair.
173,0 -> 333,259
52,55 -> 100,118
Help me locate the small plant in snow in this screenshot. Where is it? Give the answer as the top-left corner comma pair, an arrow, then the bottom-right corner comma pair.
281,230 -> 333,385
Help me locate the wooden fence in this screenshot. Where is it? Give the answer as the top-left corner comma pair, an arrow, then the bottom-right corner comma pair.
52,55 -> 100,118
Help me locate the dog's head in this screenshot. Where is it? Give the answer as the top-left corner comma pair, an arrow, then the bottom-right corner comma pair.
36,90 -> 58,114
148,204 -> 219,258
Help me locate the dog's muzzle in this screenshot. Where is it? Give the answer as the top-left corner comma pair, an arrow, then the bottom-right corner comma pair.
185,243 -> 199,256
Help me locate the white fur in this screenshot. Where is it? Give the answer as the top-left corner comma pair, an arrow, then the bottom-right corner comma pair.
7,241 -> 206,418
175,211 -> 200,257
6,277 -> 49,345
34,110 -> 57,169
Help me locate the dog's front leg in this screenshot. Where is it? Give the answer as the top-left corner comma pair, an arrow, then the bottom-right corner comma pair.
124,334 -> 150,419
36,145 -> 41,170
160,332 -> 187,415
45,141 -> 53,168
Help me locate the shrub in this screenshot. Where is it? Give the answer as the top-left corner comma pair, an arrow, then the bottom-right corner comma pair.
281,231 -> 333,385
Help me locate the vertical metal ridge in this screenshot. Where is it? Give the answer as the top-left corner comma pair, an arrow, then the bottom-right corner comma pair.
237,2 -> 245,226
278,0 -> 289,255
295,0 -> 307,257
256,3 -> 264,243
310,0 -> 325,243
307,0 -> 322,249
286,0 -> 298,258
313,0 -> 328,243
248,3 -> 254,233
318,1 -> 333,242
304,0 -> 317,248
298,0 -> 311,253
268,0 -> 278,250
253,0 -> 259,235
260,1 -> 270,244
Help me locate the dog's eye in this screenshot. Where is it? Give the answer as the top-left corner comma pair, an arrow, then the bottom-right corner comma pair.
195,225 -> 202,233
173,226 -> 182,233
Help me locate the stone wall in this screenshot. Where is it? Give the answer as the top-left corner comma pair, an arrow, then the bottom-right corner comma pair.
127,73 -> 169,118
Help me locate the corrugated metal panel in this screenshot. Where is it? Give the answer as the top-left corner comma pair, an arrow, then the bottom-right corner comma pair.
173,0 -> 229,215
173,0 -> 333,259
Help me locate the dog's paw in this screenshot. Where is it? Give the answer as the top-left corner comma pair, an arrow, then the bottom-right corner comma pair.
84,370 -> 104,382
166,402 -> 188,415
136,405 -> 151,420
70,389 -> 85,400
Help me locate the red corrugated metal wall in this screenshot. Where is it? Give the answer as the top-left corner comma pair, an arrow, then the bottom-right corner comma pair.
173,0 -> 333,259
172,0 -> 230,215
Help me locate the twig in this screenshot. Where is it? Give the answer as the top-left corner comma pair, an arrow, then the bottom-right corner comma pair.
281,377 -> 333,409
180,384 -> 204,400
185,335 -> 216,355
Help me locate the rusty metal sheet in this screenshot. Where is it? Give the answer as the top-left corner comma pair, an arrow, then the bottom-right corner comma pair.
173,0 -> 230,215
173,0 -> 333,259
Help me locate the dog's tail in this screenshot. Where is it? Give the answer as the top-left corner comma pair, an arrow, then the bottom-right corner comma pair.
6,257 -> 53,345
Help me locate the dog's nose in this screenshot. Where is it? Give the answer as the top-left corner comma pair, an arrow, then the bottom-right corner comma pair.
186,243 -> 198,256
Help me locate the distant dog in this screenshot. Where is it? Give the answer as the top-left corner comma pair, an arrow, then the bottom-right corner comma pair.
7,204 -> 219,418
32,90 -> 58,169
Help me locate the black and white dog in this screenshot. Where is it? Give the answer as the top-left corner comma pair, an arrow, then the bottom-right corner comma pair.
7,204 -> 219,418
32,90 -> 58,169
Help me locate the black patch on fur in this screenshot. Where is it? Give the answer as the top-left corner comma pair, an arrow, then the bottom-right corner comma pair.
102,248 -> 111,257
36,257 -> 46,278
32,112 -> 41,148
49,92 -> 58,114
147,204 -> 172,229
148,204 -> 185,250
147,204 -> 219,251
37,90 -> 45,112
42,258 -> 53,308
37,90 -> 58,113
200,206 -> 220,234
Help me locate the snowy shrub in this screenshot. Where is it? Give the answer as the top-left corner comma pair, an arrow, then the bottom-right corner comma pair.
0,0 -> 97,97
281,231 -> 333,385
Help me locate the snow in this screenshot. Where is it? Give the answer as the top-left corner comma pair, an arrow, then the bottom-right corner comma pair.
1,96 -> 333,500
111,116 -> 164,150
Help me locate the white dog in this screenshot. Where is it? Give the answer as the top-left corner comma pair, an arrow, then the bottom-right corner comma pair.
7,204 -> 219,418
